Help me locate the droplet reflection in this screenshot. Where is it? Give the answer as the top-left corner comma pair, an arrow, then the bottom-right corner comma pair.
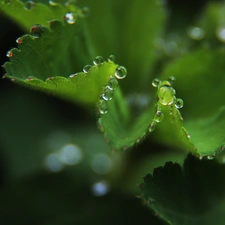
59,144 -> 82,165
45,153 -> 64,172
92,181 -> 110,197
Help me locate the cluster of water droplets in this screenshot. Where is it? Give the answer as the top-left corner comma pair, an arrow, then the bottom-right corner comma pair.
98,56 -> 127,115
149,76 -> 184,132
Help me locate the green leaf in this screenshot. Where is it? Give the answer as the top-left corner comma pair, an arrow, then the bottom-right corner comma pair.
98,75 -> 196,153
81,0 -> 166,91
4,20 -> 117,105
158,48 -> 225,157
0,0 -> 79,30
141,154 -> 225,225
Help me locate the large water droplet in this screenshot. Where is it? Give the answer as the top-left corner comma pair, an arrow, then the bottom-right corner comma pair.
108,55 -> 115,62
83,65 -> 92,73
154,111 -> 164,123
216,27 -> 225,42
58,144 -> 82,165
92,181 -> 110,197
24,0 -> 35,10
93,56 -> 104,65
49,0 -> 59,6
99,100 -> 108,114
102,87 -> 114,101
91,154 -> 112,175
6,50 -> 13,57
81,6 -> 90,17
152,78 -> 161,87
30,24 -> 44,38
115,66 -> 127,79
149,121 -> 156,132
64,12 -> 77,24
158,86 -> 176,105
107,77 -> 118,90
16,37 -> 23,44
175,98 -> 184,109
187,27 -> 205,40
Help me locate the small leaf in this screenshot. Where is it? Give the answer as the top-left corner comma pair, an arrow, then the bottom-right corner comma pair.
141,154 -> 225,225
4,19 -> 117,105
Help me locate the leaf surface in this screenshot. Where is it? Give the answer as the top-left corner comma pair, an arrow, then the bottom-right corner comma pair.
4,19 -> 117,105
141,154 -> 225,225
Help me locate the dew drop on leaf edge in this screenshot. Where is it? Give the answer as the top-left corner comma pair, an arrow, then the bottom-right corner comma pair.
149,121 -> 156,132
175,98 -> 184,109
154,111 -> 164,123
102,87 -> 114,101
6,50 -> 13,57
115,66 -> 127,79
152,78 -> 160,87
93,56 -> 104,65
16,37 -> 23,44
83,65 -> 92,73
99,100 -> 108,115
108,55 -> 115,62
30,24 -> 44,38
64,12 -> 77,24
107,77 -> 118,91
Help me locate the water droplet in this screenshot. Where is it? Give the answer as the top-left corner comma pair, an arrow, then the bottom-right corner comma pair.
64,12 -> 77,24
154,111 -> 164,123
149,121 -> 156,132
168,76 -> 175,85
92,181 -> 110,197
152,78 -> 161,87
207,154 -> 215,160
59,144 -> 82,165
99,100 -> 108,114
108,55 -> 115,62
158,86 -> 176,105
102,87 -> 114,101
216,27 -> 225,42
81,6 -> 90,17
6,50 -> 13,57
187,134 -> 191,139
115,66 -> 127,79
45,153 -> 64,172
93,56 -> 104,65
69,73 -> 78,78
187,27 -> 205,40
24,0 -> 35,10
91,154 -> 112,175
83,65 -> 92,73
175,98 -> 184,109
16,37 -> 23,44
107,77 -> 118,90
30,24 -> 44,38
49,0 -> 59,6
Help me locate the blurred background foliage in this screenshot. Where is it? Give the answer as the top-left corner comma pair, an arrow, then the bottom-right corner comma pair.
0,0 -> 225,224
